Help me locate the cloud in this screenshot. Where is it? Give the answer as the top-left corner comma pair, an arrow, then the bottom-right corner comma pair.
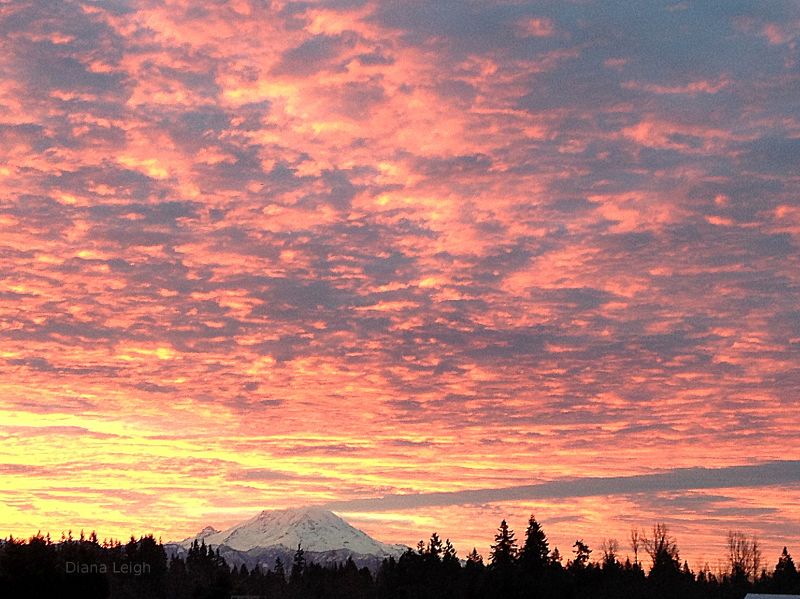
322,461 -> 800,511
0,0 -> 798,565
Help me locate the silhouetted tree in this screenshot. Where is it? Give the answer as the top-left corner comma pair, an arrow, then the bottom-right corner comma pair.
630,527 -> 641,567
426,532 -> 443,563
772,546 -> 799,593
519,514 -> 549,573
776,546 -> 797,575
643,523 -> 680,575
291,542 -> 306,583
727,530 -> 761,583
183,538 -> 231,598
601,538 -> 620,571
550,546 -> 563,568
466,547 -> 483,569
489,520 -> 517,569
274,556 -> 286,582
571,539 -> 592,570
443,538 -> 459,567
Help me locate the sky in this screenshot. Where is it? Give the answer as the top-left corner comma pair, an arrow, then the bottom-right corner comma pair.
1,0 -> 799,570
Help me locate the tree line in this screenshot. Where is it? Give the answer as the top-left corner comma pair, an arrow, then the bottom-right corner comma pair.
1,517 -> 798,598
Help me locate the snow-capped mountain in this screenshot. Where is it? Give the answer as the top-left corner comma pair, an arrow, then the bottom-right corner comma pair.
193,526 -> 220,541
170,507 -> 406,571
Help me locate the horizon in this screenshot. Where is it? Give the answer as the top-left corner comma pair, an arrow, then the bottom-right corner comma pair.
4,494 -> 797,572
1,0 -> 798,575
2,504 -> 792,571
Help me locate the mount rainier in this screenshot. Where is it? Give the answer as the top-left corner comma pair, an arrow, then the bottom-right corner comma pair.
166,507 -> 407,572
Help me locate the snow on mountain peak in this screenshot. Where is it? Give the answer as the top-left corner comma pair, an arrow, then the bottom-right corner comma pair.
179,525 -> 220,545
179,507 -> 403,557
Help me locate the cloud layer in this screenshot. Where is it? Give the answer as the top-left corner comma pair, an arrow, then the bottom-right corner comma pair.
0,0 -> 798,565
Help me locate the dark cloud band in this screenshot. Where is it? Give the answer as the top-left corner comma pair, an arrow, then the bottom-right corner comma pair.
323,461 -> 800,511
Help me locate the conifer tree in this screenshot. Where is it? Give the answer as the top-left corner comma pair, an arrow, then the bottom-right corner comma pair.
776,546 -> 797,576
489,519 -> 517,568
519,514 -> 549,572
550,546 -> 563,569
774,546 -> 799,590
426,532 -> 443,562
291,543 -> 305,583
274,557 -> 286,583
571,539 -> 591,570
443,539 -> 458,565
466,547 -> 484,568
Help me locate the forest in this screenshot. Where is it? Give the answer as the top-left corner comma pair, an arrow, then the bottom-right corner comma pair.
1,517 -> 798,599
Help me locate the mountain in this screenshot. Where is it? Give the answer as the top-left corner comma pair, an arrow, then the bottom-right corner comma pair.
167,507 -> 407,571
193,525 -> 220,541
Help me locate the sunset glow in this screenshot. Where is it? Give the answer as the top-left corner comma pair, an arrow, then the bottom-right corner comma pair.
1,0 -> 799,569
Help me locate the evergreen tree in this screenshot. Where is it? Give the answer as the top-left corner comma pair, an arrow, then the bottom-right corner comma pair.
273,557 -> 286,583
775,546 -> 796,576
519,514 -> 549,572
466,547 -> 484,568
774,546 -> 799,592
291,543 -> 305,583
443,538 -> 458,566
550,546 -> 563,568
426,532 -> 443,562
571,539 -> 592,570
489,519 -> 517,568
